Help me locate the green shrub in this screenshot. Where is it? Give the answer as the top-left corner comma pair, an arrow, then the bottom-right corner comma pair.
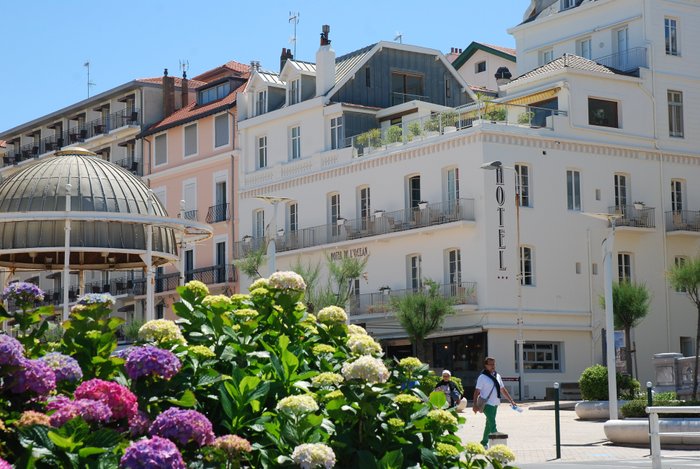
355,128 -> 381,148
621,398 -> 700,418
407,121 -> 423,139
384,125 -> 403,144
518,111 -> 534,125
579,364 -> 640,400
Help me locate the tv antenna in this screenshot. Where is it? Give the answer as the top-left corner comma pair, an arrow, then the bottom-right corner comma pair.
179,59 -> 190,78
394,32 -> 403,44
289,11 -> 300,57
84,61 -> 96,98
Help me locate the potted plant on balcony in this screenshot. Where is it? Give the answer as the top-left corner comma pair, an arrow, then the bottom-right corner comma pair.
356,128 -> 381,153
518,111 -> 535,125
373,209 -> 385,218
633,201 -> 645,210
384,125 -> 403,146
407,121 -> 423,141
379,285 -> 391,295
418,201 -> 429,210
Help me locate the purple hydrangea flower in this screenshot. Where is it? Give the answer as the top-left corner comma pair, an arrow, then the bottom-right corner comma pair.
10,358 -> 56,396
120,436 -> 186,469
39,352 -> 82,382
2,281 -> 44,307
112,345 -> 136,360
0,457 -> 12,469
0,334 -> 25,366
47,395 -> 113,427
128,410 -> 152,437
149,407 -> 215,447
125,346 -> 181,381
76,293 -> 115,307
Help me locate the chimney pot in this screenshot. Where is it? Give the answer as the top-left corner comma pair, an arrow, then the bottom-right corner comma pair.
320,24 -> 331,46
164,68 -> 168,76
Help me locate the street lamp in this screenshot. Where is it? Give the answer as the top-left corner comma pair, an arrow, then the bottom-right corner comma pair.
583,211 -> 622,420
255,195 -> 291,274
481,160 -> 525,400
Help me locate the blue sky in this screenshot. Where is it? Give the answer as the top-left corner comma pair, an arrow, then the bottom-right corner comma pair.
1,0 -> 526,132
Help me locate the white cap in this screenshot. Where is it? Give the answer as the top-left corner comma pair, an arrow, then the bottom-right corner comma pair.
442,370 -> 451,376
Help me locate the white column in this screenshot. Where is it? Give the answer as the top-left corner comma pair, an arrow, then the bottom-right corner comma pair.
179,200 -> 186,287
145,191 -> 154,321
266,201 -> 280,274
603,219 -> 619,420
62,184 -> 72,321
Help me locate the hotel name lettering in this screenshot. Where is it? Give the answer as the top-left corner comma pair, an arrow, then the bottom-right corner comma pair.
329,246 -> 369,261
494,167 -> 508,273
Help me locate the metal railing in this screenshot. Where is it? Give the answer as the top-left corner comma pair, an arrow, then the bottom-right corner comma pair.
180,210 -> 199,221
392,91 -> 433,106
132,264 -> 237,295
114,157 -> 142,176
594,47 -> 647,73
609,205 -> 656,229
233,198 -> 475,259
346,281 -> 478,316
647,406 -> 700,469
665,210 -> 700,232
206,203 -> 231,223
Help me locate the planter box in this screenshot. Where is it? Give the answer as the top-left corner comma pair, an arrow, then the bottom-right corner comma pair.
604,418 -> 700,445
575,400 -> 629,420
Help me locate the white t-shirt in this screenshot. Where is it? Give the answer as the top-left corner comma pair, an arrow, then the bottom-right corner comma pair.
475,372 -> 504,406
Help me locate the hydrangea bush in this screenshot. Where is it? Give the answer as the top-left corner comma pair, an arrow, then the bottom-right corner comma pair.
0,273 -> 516,468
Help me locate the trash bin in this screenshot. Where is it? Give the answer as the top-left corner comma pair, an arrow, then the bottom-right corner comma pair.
488,431 -> 508,448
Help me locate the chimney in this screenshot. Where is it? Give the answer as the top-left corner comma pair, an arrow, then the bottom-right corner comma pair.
315,24 -> 336,97
162,68 -> 175,117
181,70 -> 189,107
280,47 -> 294,72
495,66 -> 513,87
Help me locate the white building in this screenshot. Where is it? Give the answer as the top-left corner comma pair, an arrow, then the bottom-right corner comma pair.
235,0 -> 700,400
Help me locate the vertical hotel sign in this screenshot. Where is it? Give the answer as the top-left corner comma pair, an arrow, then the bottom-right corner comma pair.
494,166 -> 508,277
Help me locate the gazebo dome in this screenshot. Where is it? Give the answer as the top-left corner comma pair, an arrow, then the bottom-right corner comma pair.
0,148 -> 179,269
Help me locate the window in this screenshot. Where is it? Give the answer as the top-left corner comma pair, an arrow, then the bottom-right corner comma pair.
614,174 -> 628,210
155,302 -> 164,320
331,116 -> 344,150
329,193 -> 341,236
256,90 -> 267,116
674,256 -> 687,292
540,48 -> 554,65
183,180 -> 196,215
446,167 -> 460,210
475,61 -> 486,73
154,134 -> 167,166
520,246 -> 534,286
214,113 -> 229,147
522,342 -> 561,371
392,72 -> 424,104
288,79 -> 300,105
287,202 -> 298,234
618,253 -> 632,283
577,38 -> 592,59
199,81 -> 231,105
566,170 -> 581,211
588,98 -> 619,128
515,164 -> 530,207
447,249 -> 462,293
184,123 -> 197,157
680,337 -> 694,357
615,27 -> 629,68
289,126 -> 301,160
215,241 -> 226,283
592,263 -> 598,275
671,179 -> 684,212
359,186 -> 371,230
253,209 -> 265,238
257,136 -> 267,169
560,0 -> 575,10
665,18 -> 679,56
407,254 -> 422,291
444,77 -> 451,100
408,175 -> 421,208
184,249 -> 194,282
668,90 -> 684,138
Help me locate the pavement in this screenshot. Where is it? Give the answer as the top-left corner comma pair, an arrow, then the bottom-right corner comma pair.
456,401 -> 700,468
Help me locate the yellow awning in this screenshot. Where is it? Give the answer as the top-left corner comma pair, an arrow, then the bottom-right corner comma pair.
505,88 -> 560,106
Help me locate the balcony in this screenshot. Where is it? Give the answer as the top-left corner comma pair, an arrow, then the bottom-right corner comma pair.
594,47 -> 647,74
206,203 -> 231,223
115,157 -> 142,176
665,210 -> 700,234
180,209 -> 199,221
609,205 -> 655,229
346,281 -> 478,316
132,264 -> 237,296
233,198 -> 475,259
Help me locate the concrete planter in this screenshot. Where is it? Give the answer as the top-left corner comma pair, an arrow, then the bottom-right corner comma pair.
574,400 -> 628,420
604,418 -> 700,445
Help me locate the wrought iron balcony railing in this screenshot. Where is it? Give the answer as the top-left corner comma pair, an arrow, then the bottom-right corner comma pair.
609,205 -> 655,229
234,198 -> 475,259
665,210 -> 700,232
594,47 -> 647,73
179,210 -> 198,221
346,281 -> 478,316
132,264 -> 237,295
114,157 -> 142,176
206,203 -> 231,223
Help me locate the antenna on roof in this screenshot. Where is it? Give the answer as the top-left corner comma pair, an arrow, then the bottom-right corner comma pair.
394,32 -> 403,44
84,61 -> 96,98
179,60 -> 190,78
289,11 -> 300,57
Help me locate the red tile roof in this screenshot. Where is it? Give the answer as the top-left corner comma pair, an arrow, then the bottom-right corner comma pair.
191,60 -> 250,82
137,76 -> 208,88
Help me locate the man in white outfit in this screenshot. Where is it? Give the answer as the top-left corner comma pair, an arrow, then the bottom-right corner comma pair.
472,356 -> 515,447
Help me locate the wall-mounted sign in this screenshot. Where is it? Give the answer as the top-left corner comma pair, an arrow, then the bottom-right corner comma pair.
493,166 -> 508,278
329,246 -> 369,261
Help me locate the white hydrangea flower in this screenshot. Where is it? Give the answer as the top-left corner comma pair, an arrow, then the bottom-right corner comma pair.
291,443 -> 336,469
311,372 -> 344,387
138,319 -> 186,345
346,334 -> 382,356
347,324 -> 368,335
276,394 -> 319,416
317,306 -> 347,324
341,355 -> 389,384
268,271 -> 306,291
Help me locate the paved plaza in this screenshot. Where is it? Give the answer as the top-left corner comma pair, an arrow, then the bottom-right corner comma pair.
457,402 -> 700,468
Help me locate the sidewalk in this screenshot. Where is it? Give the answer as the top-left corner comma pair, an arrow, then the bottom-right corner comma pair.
456,402 -> 700,468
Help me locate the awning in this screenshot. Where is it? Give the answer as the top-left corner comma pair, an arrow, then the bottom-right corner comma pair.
504,88 -> 560,106
373,326 -> 484,340
117,304 -> 135,313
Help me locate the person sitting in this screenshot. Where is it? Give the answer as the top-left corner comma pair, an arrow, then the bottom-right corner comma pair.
434,369 -> 462,407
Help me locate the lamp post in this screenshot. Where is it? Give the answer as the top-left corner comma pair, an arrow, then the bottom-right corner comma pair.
255,196 -> 291,274
583,211 -> 622,420
481,160 -> 524,400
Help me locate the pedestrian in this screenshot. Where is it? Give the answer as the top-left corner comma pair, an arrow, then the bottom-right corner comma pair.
434,369 -> 462,407
472,357 -> 516,447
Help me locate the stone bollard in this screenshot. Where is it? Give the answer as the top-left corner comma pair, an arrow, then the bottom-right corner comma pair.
488,431 -> 508,448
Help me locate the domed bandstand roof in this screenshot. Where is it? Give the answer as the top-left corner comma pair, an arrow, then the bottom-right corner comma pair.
0,148 -> 212,270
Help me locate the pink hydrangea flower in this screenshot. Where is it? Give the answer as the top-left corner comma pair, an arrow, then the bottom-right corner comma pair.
74,379 -> 137,420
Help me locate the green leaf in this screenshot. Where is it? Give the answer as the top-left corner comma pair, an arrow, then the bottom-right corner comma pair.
357,450 -> 379,469
83,429 -> 122,448
78,447 -> 107,458
419,447 -> 439,467
18,425 -> 54,451
429,391 -> 447,408
379,450 -> 404,469
47,430 -> 76,451
168,389 -> 197,407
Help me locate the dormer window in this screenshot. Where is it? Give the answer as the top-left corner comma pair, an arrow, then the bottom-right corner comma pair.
288,79 -> 301,105
560,0 -> 575,10
199,81 -> 231,105
256,90 -> 267,116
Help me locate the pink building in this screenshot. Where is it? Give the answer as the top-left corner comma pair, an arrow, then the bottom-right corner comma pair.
140,62 -> 249,318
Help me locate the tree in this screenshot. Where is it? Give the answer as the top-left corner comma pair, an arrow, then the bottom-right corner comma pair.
600,281 -> 651,377
668,257 -> 700,400
233,244 -> 266,279
391,280 -> 455,360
